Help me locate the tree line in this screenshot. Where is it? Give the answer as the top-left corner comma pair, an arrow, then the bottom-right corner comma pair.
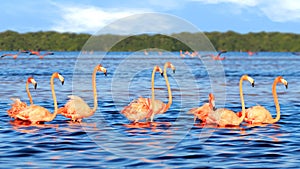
0,30 -> 299,52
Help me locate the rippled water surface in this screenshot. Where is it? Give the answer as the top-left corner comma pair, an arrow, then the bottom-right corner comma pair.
0,51 -> 299,168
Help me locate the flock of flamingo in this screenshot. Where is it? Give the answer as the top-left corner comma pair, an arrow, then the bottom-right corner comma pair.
1,50 -> 54,59
6,58 -> 288,127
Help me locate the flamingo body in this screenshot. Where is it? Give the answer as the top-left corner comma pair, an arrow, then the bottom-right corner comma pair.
244,105 -> 273,124
58,95 -> 92,122
16,105 -> 53,124
206,108 -> 242,126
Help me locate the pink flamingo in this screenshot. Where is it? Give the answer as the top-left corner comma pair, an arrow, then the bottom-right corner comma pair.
121,62 -> 175,123
29,50 -> 54,59
179,50 -> 185,58
1,52 -> 21,59
188,93 -> 216,123
148,62 -> 175,122
205,75 -> 255,126
7,77 -> 37,119
243,76 -> 288,124
57,64 -> 107,122
121,65 -> 163,122
201,50 -> 227,60
15,72 -> 64,124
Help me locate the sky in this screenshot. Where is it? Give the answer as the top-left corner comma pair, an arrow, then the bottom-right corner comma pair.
1,0 -> 300,34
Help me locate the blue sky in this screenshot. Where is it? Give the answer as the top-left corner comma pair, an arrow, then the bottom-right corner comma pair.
1,0 -> 300,34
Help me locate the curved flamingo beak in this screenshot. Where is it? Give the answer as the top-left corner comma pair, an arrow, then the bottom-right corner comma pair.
34,83 -> 37,89
161,73 -> 163,76
285,83 -> 288,89
252,81 -> 255,87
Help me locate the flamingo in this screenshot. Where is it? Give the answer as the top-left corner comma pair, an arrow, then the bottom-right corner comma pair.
148,62 -> 175,122
121,65 -> 164,122
15,72 -> 64,124
188,93 -> 216,123
205,75 -> 255,126
179,50 -> 185,58
201,50 -> 227,60
243,76 -> 288,124
7,77 -> 37,119
29,50 -> 54,59
1,52 -> 21,59
57,64 -> 107,122
121,62 -> 175,123
31,52 -> 54,59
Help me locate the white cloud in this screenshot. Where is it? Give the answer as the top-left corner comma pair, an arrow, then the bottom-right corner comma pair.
190,0 -> 300,22
260,0 -> 300,22
98,13 -> 199,35
190,0 -> 259,6
51,4 -> 150,33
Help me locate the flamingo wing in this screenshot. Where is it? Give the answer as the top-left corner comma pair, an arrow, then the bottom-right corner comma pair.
7,98 -> 28,118
121,97 -> 152,122
59,95 -> 91,120
188,103 -> 210,122
206,108 -> 239,126
16,105 -> 50,123
244,105 -> 272,123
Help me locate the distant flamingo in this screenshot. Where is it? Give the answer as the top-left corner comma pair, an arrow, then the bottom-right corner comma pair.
188,93 -> 216,123
201,50 -> 227,60
247,51 -> 257,56
205,75 -> 255,126
243,76 -> 288,124
7,77 -> 37,119
1,52 -> 21,59
15,72 -> 64,124
121,65 -> 164,122
144,50 -> 149,56
179,50 -> 185,58
58,64 -> 107,122
30,51 -> 54,59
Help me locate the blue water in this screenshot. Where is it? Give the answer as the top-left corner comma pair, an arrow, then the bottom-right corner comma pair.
0,51 -> 299,168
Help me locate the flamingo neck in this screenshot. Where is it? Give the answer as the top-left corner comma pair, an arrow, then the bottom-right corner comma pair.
238,77 -> 246,124
49,74 -> 58,121
271,78 -> 280,123
91,67 -> 98,114
163,64 -> 172,112
26,81 -> 33,105
151,68 -> 156,102
150,67 -> 157,122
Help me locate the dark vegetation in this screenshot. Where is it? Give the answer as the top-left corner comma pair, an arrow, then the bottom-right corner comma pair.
0,30 -> 299,52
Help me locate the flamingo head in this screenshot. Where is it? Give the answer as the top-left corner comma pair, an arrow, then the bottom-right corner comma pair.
165,62 -> 176,73
53,72 -> 65,85
277,76 -> 288,89
243,75 -> 255,87
27,77 -> 37,89
208,93 -> 216,111
96,64 -> 107,76
154,65 -> 163,76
